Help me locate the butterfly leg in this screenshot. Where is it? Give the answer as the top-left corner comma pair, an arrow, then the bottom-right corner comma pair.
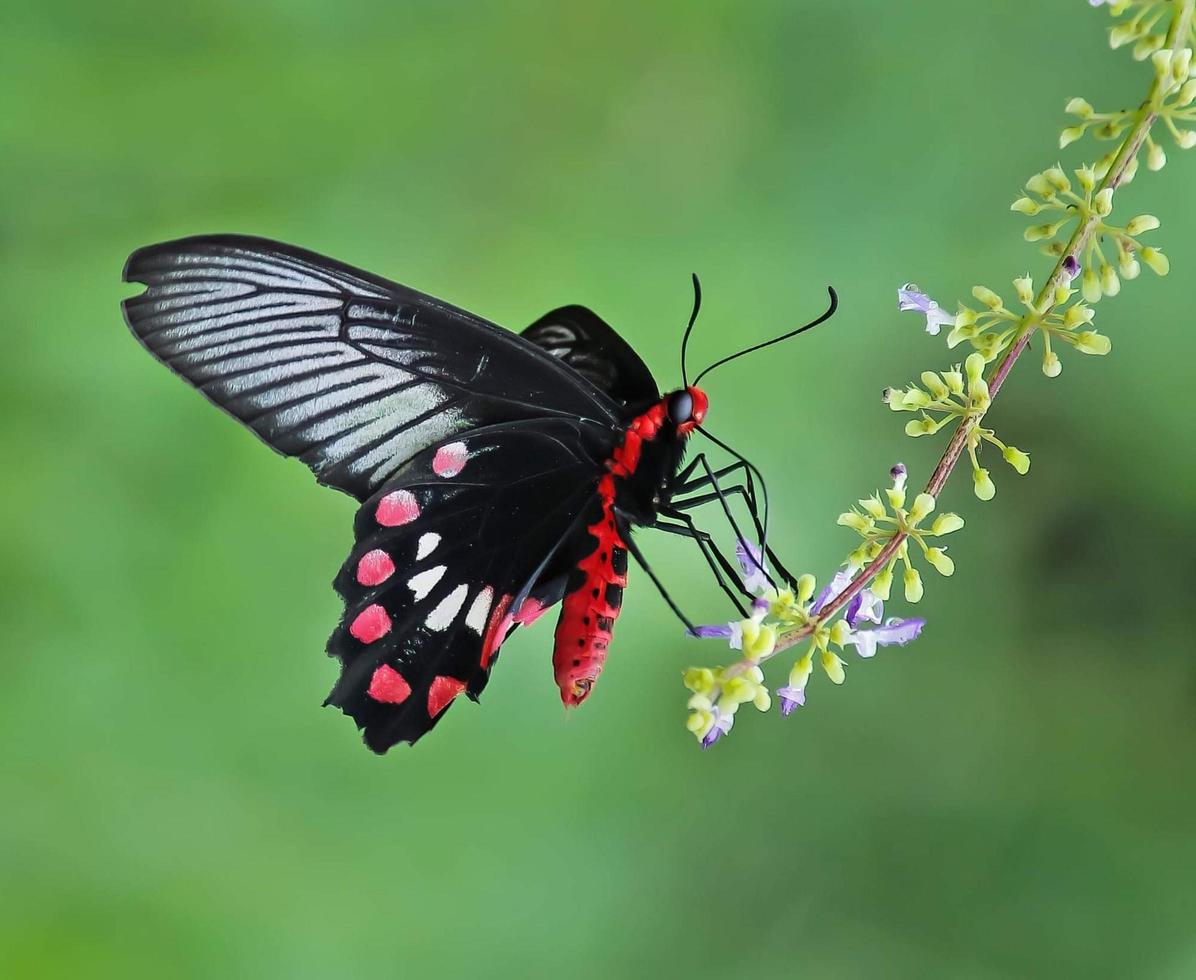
649,515 -> 751,617
614,511 -> 699,633
669,456 -> 797,588
666,456 -> 782,591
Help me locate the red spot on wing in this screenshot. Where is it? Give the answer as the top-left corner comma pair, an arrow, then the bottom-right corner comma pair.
480,594 -> 514,669
367,664 -> 411,704
513,597 -> 549,627
428,675 -> 466,717
432,442 -> 468,478
376,490 -> 419,527
356,549 -> 396,586
350,604 -> 392,643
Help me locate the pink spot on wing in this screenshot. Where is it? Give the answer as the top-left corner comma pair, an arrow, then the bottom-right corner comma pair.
356,549 -> 396,586
350,604 -> 392,643
480,594 -> 514,669
428,675 -> 466,718
513,597 -> 549,627
432,442 -> 468,478
367,664 -> 411,704
376,490 -> 419,527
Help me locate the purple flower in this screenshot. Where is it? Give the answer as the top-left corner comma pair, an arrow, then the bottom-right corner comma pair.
846,587 -> 884,627
776,684 -> 806,716
898,284 -> 955,336
701,709 -> 734,748
688,624 -> 734,640
844,617 -> 926,660
811,570 -> 853,616
735,538 -> 770,594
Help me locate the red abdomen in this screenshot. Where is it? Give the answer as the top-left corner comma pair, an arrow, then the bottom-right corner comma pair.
552,474 -> 627,705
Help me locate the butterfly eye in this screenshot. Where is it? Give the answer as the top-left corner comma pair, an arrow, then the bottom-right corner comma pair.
667,391 -> 694,424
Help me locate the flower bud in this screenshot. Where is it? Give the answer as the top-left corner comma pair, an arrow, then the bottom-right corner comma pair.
925,548 -> 955,577
1063,303 -> 1094,328
964,352 -> 986,387
1177,80 -> 1196,108
1002,446 -> 1031,474
955,306 -> 977,329
973,467 -> 996,501
1025,173 -> 1054,198
1147,141 -> 1167,171
1172,47 -> 1192,82
683,667 -> 716,694
1024,220 -> 1066,243
1076,165 -> 1097,193
885,486 -> 906,511
1093,188 -> 1114,217
903,567 -> 924,603
871,564 -> 894,601
930,512 -> 965,536
1043,166 -> 1070,193
796,574 -> 816,604
1013,275 -> 1035,306
1011,196 -> 1040,215
1126,214 -> 1160,236
838,510 -> 872,532
908,492 -> 936,525
858,496 -> 885,521
828,619 -> 851,646
1099,263 -> 1121,297
1059,126 -> 1084,149
1043,350 -> 1062,378
1082,266 -> 1102,303
790,654 -> 814,691
1109,23 -> 1137,49
1140,247 -> 1170,275
1065,97 -> 1094,118
686,710 -> 714,737
753,687 -> 772,712
942,367 -> 964,396
1074,331 -> 1112,355
820,649 -> 846,685
1119,253 -> 1141,279
920,371 -> 949,401
1175,130 -> 1196,149
971,285 -> 1004,310
904,418 -> 935,438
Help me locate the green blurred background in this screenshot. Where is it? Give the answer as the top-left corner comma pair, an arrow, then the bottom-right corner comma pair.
3,2 -> 1195,977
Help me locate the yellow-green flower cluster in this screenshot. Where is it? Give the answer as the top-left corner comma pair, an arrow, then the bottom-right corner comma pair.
1012,164 -> 1168,303
836,475 -> 963,597
683,662 -> 772,746
1064,19 -> 1196,172
885,351 -> 1030,498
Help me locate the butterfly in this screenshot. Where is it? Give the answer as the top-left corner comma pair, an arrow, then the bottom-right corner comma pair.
122,235 -> 835,752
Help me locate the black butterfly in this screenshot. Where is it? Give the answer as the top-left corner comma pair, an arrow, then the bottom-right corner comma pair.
122,235 -> 834,752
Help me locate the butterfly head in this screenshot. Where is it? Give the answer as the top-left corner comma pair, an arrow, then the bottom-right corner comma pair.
666,385 -> 708,436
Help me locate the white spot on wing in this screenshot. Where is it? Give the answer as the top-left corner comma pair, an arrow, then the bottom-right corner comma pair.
465,587 -> 494,635
427,583 -> 469,632
407,565 -> 446,601
416,533 -> 440,560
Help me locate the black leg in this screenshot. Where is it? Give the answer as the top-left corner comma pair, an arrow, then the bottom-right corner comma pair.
615,513 -> 699,633
670,455 -> 782,591
651,515 -> 751,617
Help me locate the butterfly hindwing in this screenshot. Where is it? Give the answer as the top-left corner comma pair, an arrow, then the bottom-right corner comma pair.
521,305 -> 660,411
122,235 -> 623,500
324,419 -> 609,751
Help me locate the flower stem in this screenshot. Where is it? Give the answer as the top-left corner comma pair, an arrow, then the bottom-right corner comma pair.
772,0 -> 1194,656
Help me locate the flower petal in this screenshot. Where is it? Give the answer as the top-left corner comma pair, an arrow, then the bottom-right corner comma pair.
735,538 -> 770,594
811,570 -> 853,615
687,624 -> 734,640
871,617 -> 926,647
776,684 -> 806,716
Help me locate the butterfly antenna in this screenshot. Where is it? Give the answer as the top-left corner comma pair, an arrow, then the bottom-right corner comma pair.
692,286 -> 837,387
680,273 -> 702,387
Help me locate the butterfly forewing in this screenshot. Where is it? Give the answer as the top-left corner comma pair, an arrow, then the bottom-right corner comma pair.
122,235 -> 623,501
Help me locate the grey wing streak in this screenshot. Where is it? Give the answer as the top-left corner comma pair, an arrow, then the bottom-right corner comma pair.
121,235 -> 622,501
